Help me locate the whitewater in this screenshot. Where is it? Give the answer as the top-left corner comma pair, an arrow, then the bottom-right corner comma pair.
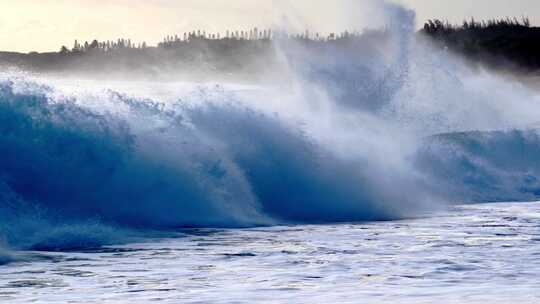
1,1 -> 540,303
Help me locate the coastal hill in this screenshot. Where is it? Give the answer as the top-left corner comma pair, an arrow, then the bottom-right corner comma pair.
1,19 -> 540,79
0,29 -> 390,80
421,17 -> 540,72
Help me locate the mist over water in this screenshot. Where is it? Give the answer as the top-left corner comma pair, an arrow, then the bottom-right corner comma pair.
1,1 -> 540,257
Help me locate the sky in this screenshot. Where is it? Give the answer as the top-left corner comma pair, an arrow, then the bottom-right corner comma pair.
1,0 -> 539,53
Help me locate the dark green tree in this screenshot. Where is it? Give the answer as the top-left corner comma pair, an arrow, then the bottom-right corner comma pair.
59,45 -> 69,54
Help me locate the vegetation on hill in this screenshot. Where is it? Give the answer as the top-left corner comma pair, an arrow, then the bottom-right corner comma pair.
2,19 -> 540,78
0,28 -> 386,80
421,17 -> 540,71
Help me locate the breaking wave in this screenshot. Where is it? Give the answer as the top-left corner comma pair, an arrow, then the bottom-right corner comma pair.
0,76 -> 430,252
2,1 -> 540,255
419,130 -> 540,202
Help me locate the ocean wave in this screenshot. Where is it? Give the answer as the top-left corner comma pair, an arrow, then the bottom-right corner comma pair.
2,75 -> 540,255
2,1 -> 540,256
0,76 -> 430,252
419,130 -> 540,202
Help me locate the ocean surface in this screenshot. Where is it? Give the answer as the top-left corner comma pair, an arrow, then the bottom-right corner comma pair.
1,202 -> 539,304
3,4 -> 540,302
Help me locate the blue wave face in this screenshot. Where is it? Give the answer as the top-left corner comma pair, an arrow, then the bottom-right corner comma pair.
418,130 -> 540,202
0,79 -> 264,231
1,75 -> 540,254
0,245 -> 14,265
0,78 -> 436,252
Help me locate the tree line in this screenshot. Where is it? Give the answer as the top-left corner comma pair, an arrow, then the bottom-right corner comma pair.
60,38 -> 148,54
423,17 -> 531,35
58,28 -> 370,54
34,18 -> 540,74
421,17 -> 540,71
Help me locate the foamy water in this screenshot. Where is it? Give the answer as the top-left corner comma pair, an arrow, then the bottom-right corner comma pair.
1,202 -> 539,304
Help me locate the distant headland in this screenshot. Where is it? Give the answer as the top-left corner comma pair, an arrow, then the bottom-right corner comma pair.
421,17 -> 540,72
0,28 -> 393,80
1,19 -> 539,80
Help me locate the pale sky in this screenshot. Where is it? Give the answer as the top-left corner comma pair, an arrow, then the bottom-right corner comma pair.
1,0 -> 539,53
